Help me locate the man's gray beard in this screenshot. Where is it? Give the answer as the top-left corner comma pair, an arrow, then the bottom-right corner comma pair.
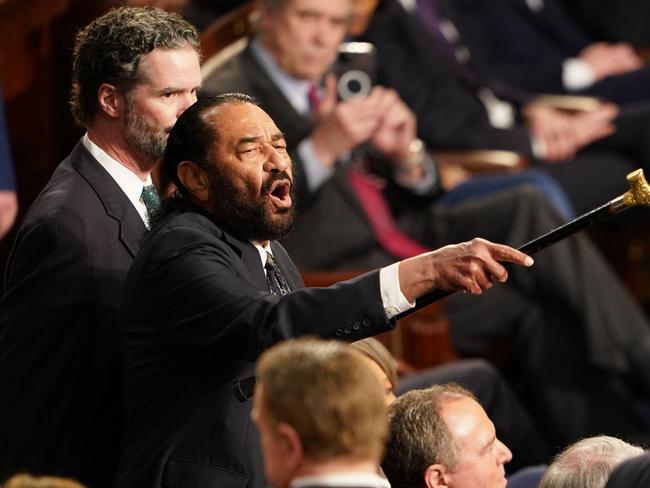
123,103 -> 168,161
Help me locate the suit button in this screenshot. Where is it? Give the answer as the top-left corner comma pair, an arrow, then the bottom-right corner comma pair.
362,318 -> 372,327
352,321 -> 361,330
344,328 -> 351,334
335,329 -> 343,337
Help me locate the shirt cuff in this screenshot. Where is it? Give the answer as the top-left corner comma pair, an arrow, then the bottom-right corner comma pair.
563,58 -> 596,91
529,134 -> 547,159
297,139 -> 335,191
379,262 -> 415,319
394,153 -> 438,195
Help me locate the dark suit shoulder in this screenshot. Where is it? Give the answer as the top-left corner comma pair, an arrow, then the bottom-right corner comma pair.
145,210 -> 224,254
22,158 -> 96,226
201,45 -> 256,97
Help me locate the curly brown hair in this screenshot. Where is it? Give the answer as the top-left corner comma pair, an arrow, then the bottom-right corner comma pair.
70,6 -> 200,127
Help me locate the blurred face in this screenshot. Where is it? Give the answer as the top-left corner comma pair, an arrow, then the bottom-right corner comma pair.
360,355 -> 396,404
440,397 -> 512,488
252,386 -> 293,488
261,0 -> 350,81
348,0 -> 379,36
123,46 -> 201,161
204,102 -> 295,242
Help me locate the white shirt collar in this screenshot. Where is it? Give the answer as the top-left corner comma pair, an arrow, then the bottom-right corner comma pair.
290,472 -> 391,488
82,133 -> 152,225
250,37 -> 314,116
252,241 -> 273,270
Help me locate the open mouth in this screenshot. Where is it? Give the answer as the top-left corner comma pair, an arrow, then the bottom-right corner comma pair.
267,180 -> 292,209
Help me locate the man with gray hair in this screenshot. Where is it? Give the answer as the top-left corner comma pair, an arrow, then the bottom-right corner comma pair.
539,436 -> 644,488
0,7 -> 202,487
383,383 -> 512,488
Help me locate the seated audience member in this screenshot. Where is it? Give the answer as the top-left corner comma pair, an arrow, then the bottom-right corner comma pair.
605,452 -> 650,488
202,0 -> 650,449
441,0 -> 650,105
253,337 -> 389,488
114,93 -> 532,488
350,338 -> 549,472
382,383 -> 512,488
539,435 -> 643,488
3,474 -> 86,488
352,0 -> 649,215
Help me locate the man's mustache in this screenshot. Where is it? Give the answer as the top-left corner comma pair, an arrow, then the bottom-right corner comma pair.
262,171 -> 292,195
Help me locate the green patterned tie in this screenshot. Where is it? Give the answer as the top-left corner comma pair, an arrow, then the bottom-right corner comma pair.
141,184 -> 160,221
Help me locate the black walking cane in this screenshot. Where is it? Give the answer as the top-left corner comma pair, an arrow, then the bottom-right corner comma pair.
395,168 -> 650,320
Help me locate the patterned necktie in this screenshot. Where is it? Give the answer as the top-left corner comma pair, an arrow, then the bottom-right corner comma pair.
265,252 -> 291,296
141,184 -> 160,221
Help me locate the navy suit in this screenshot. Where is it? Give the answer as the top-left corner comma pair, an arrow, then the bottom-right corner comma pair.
444,0 -> 650,104
558,0 -> 650,47
114,202 -> 395,488
0,141 -> 146,487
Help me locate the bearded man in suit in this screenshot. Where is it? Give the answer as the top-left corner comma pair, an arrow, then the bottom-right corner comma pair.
0,7 -> 202,487
114,92 -> 532,488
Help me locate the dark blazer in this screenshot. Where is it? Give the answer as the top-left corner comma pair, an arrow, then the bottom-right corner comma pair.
357,0 -> 533,155
114,204 -> 394,488
0,141 -> 146,487
558,0 -> 650,47
605,452 -> 650,488
446,0 -> 650,103
445,0 -> 592,93
202,42 -> 442,270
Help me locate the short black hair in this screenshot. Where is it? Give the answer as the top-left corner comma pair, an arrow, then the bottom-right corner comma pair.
163,93 -> 257,197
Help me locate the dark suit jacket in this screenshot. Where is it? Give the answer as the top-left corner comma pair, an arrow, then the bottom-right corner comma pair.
202,42 -> 443,270
446,0 -> 650,103
0,141 -> 146,487
558,0 -> 650,47
114,203 -> 394,488
357,0 -> 533,154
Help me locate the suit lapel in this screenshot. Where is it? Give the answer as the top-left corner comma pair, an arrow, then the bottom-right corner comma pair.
219,228 -> 303,293
70,142 -> 146,257
270,241 -> 304,291
220,228 -> 269,291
